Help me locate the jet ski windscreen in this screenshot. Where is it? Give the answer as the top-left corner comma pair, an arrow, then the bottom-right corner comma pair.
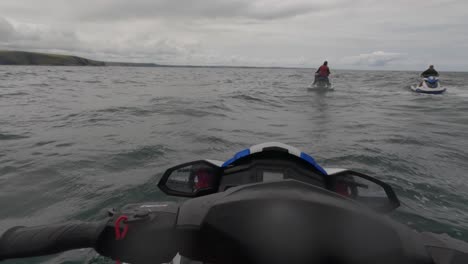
219,152 -> 327,191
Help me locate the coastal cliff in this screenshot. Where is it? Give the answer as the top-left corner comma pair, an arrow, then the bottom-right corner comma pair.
0,51 -> 106,66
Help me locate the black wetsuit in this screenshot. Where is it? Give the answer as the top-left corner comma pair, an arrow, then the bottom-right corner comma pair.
421,68 -> 439,77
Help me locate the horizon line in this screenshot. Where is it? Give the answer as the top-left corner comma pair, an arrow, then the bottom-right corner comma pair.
2,49 -> 467,73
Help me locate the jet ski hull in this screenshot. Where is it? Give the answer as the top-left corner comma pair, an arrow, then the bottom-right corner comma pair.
412,77 -> 445,94
411,85 -> 446,94
308,83 -> 334,92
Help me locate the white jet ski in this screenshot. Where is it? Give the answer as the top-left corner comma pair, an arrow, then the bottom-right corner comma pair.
411,76 -> 446,94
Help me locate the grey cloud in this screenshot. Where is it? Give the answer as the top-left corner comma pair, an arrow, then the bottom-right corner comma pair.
341,51 -> 403,67
243,3 -> 326,20
0,15 -> 209,64
1,0 -> 468,70
0,17 -> 82,53
32,0 -> 348,22
0,18 -> 16,41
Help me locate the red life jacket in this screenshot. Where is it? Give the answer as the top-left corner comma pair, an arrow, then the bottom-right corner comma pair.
318,65 -> 330,77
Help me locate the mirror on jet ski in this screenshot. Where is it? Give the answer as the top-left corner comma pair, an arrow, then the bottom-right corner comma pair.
331,171 -> 400,213
158,160 -> 221,197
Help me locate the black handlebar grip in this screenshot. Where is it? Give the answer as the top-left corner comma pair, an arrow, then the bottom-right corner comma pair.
0,221 -> 105,261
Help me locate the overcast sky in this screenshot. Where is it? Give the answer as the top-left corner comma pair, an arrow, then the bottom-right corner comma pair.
1,0 -> 468,70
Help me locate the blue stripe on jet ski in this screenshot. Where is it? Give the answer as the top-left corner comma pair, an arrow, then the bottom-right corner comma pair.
222,148 -> 251,167
222,146 -> 327,176
300,152 -> 328,175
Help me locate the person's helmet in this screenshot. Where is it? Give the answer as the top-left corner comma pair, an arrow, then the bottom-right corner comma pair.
324,61 -> 328,65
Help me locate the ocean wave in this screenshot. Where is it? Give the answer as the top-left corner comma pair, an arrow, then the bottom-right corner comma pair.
0,132 -> 29,140
53,107 -> 155,128
0,91 -> 29,98
230,93 -> 267,103
83,80 -> 102,84
148,97 -> 233,118
34,140 -> 56,147
96,106 -> 154,116
103,145 -> 174,171
30,83 -> 50,87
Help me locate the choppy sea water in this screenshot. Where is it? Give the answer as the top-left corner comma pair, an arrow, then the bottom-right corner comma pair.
1,66 -> 467,263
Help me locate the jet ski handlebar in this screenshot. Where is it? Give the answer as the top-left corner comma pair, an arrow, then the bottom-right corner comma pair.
0,202 -> 181,263
0,221 -> 106,261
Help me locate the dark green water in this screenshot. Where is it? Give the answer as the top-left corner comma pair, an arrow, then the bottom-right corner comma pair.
1,66 -> 467,263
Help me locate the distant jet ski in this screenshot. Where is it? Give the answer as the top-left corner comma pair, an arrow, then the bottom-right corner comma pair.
411,76 -> 446,94
309,74 -> 333,92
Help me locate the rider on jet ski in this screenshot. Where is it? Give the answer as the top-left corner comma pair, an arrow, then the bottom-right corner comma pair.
420,65 -> 439,78
313,61 -> 331,85
419,65 -> 440,87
